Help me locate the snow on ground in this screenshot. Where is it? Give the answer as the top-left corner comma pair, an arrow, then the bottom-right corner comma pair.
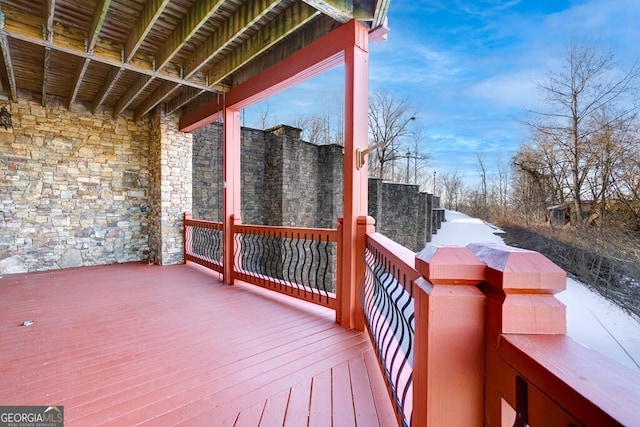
430,210 -> 640,373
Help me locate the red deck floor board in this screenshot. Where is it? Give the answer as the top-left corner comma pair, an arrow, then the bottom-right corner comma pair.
283,378 -> 312,427
0,262 -> 396,426
332,361 -> 357,427
258,389 -> 289,426
309,370 -> 332,427
349,353 -> 382,427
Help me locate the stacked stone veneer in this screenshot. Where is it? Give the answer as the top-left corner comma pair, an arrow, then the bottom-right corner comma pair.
369,179 -> 441,251
0,93 -> 191,274
0,95 -> 150,273
192,124 -> 440,252
193,124 -> 342,228
148,109 -> 192,265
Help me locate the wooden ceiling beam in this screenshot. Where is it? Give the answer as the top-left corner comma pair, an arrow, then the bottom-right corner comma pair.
156,0 -> 225,71
124,0 -> 171,63
113,74 -> 154,117
232,15 -> 338,87
2,8 -> 212,93
165,87 -> 206,116
42,0 -> 54,107
144,0 -> 281,120
181,17 -> 360,132
183,0 -> 282,79
42,46 -> 51,106
87,0 -> 112,53
302,0 -> 353,23
0,11 -> 17,102
45,0 -> 55,42
371,0 -> 390,29
133,80 -> 181,120
68,0 -> 111,111
68,58 -> 90,110
92,66 -> 124,114
207,0 -> 318,87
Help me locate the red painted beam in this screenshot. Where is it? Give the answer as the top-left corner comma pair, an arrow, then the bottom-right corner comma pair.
179,20 -> 366,132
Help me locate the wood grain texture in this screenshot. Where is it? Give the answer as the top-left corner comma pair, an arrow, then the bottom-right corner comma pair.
0,262 -> 394,425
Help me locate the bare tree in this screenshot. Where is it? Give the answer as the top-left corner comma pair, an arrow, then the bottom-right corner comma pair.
527,41 -> 639,227
368,89 -> 416,180
492,156 -> 511,220
408,126 -> 431,189
253,102 -> 273,129
440,171 -> 464,210
477,153 -> 488,207
291,93 -> 344,145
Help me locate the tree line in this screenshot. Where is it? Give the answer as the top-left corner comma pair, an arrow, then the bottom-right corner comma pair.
248,40 -> 639,237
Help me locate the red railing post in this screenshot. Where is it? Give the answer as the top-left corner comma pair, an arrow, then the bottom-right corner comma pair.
413,245 -> 486,426
338,215 -> 374,330
335,217 -> 344,325
467,243 -> 566,426
354,216 -> 375,331
225,213 -> 241,286
183,211 -> 192,264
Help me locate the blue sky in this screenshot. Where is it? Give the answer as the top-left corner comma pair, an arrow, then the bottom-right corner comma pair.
244,0 -> 640,186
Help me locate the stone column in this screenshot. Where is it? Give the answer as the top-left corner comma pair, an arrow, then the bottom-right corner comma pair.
148,108 -> 192,265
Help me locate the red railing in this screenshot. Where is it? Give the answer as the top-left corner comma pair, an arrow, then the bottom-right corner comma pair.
184,211 -> 640,425
183,212 -> 339,310
469,243 -> 640,427
362,233 -> 485,426
496,334 -> 640,426
184,213 -> 223,273
363,234 -> 640,426
232,223 -> 339,309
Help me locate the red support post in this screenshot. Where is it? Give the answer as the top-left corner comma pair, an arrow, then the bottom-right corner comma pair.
340,20 -> 370,331
223,108 -> 241,286
467,243 -> 566,426
413,245 -> 486,426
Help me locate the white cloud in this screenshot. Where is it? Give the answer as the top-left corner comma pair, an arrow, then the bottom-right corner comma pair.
468,70 -> 543,110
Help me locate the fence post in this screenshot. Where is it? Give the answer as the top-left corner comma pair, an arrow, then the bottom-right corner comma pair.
336,217 -> 344,325
224,213 -> 242,286
467,243 -> 566,426
413,245 -> 486,426
338,216 -> 374,330
183,211 -> 192,264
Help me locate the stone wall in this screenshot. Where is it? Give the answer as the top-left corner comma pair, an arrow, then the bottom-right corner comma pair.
369,179 -> 431,252
192,124 -> 342,228
0,95 -> 150,274
192,124 -> 439,252
148,109 -> 192,265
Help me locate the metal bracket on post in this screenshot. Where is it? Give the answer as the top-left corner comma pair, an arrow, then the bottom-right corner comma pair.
356,142 -> 384,169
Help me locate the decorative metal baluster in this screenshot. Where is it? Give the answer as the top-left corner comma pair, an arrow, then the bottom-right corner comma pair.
319,237 -> 330,301
361,244 -> 414,427
233,231 -> 242,274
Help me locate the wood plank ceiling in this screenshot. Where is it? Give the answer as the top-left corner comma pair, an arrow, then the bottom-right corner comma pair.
0,0 -> 389,120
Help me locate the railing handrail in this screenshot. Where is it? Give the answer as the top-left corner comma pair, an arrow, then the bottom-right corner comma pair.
366,232 -> 421,293
499,334 -> 640,427
184,217 -> 223,229
233,223 -> 339,242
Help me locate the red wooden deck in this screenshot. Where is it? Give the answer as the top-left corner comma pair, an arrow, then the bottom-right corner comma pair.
0,262 -> 396,426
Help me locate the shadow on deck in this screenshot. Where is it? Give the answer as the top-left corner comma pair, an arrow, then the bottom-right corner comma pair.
0,262 -> 395,426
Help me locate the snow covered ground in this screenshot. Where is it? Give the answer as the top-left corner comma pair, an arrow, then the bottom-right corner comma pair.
430,210 -> 640,373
